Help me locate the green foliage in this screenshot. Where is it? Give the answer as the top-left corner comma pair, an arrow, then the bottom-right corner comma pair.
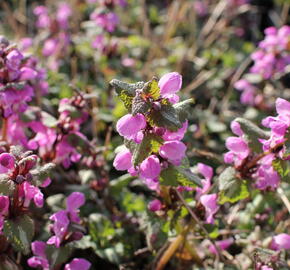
143,77 -> 160,100
0,176 -> 15,196
159,166 -> 202,187
235,118 -> 269,153
132,94 -> 151,115
132,133 -> 163,166
31,163 -> 55,186
272,159 -> 289,180
173,99 -> 195,122
147,101 -> 182,131
46,245 -> 73,268
3,215 -> 34,255
218,167 -> 250,204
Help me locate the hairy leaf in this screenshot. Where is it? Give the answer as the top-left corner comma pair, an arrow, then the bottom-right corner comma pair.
132,133 -> 163,166
3,215 -> 34,255
147,102 -> 182,131
132,94 -> 151,115
218,167 -> 250,204
143,77 -> 160,100
0,176 -> 15,196
272,159 -> 289,180
173,98 -> 195,122
159,166 -> 202,187
235,118 -> 269,153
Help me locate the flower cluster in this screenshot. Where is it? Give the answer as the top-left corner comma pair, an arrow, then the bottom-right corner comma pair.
33,3 -> 72,70
89,0 -> 126,55
0,148 -> 51,232
224,98 -> 290,190
235,26 -> 290,105
0,36 -> 48,118
113,72 -> 186,190
28,192 -> 90,269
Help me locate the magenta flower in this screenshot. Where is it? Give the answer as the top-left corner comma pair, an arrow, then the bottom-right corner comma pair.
148,199 -> 162,212
19,67 -> 38,81
0,195 -> 9,216
20,182 -> 44,208
116,113 -> 146,140
224,137 -> 250,166
66,192 -> 85,223
27,241 -> 50,270
200,194 -> 219,224
139,155 -> 161,180
159,140 -> 186,163
42,39 -> 58,57
163,121 -> 188,141
158,72 -> 182,95
64,258 -> 91,270
209,238 -> 234,254
195,163 -> 213,198
113,148 -> 132,171
0,153 -> 15,173
271,233 -> 290,250
47,210 -> 70,248
56,3 -> 72,29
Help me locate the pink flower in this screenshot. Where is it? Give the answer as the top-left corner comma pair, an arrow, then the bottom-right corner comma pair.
113,149 -> 132,171
116,113 -> 146,140
27,241 -> 50,270
20,182 -> 44,208
159,141 -> 186,163
42,39 -> 58,57
66,192 -> 85,223
158,72 -> 182,95
0,153 -> 15,173
0,195 -> 9,216
19,67 -> 38,81
224,137 -> 250,166
196,163 -> 213,198
64,258 -> 91,270
47,210 -> 70,247
209,238 -> 234,254
56,3 -> 72,29
200,194 -> 219,224
163,121 -> 188,141
271,233 -> 290,250
139,155 -> 161,179
148,199 -> 162,212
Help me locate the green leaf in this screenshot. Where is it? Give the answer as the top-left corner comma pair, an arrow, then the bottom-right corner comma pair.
132,133 -> 163,166
46,245 -> 72,268
110,79 -> 145,95
3,215 -> 34,255
143,77 -> 160,100
118,90 -> 134,112
218,167 -> 250,204
173,99 -> 195,123
272,159 -> 289,180
235,118 -> 269,153
159,166 -> 202,187
0,176 -> 15,196
147,101 -> 182,131
31,163 -> 55,186
132,94 -> 151,115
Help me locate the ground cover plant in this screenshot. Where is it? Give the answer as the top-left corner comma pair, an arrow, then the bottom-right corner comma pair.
0,0 -> 290,269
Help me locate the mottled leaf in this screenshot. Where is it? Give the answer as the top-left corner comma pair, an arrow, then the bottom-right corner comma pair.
143,77 -> 160,100
218,167 -> 250,204
132,133 -> 163,166
3,215 -> 34,255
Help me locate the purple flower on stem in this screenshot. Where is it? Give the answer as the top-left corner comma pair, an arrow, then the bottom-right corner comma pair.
139,155 -> 161,180
64,258 -> 91,270
0,153 -> 15,174
27,241 -> 50,270
159,140 -> 186,164
116,113 -> 146,140
158,72 -> 182,96
200,194 -> 219,224
113,148 -> 132,171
